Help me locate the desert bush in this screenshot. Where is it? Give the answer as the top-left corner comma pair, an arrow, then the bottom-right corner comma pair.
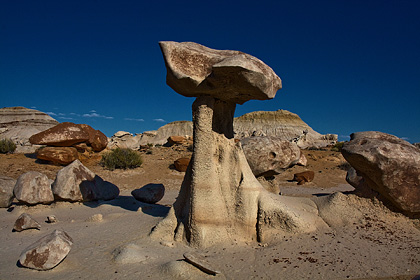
100,148 -> 143,170
331,142 -> 345,152
0,138 -> 17,154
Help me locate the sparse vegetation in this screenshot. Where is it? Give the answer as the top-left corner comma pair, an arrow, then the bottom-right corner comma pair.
0,138 -> 17,154
331,141 -> 345,152
100,148 -> 143,170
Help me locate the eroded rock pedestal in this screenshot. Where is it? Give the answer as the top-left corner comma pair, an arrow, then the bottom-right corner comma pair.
150,42 -> 327,247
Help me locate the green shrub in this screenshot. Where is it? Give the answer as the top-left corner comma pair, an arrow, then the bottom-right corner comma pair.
100,148 -> 143,170
0,138 -> 17,154
331,141 -> 345,152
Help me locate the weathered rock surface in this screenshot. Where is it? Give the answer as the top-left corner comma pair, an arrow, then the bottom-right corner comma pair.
36,146 -> 79,165
13,213 -> 41,232
0,175 -> 16,208
107,131 -> 143,150
79,124 -> 108,152
29,122 -> 89,147
0,107 -> 58,153
53,160 -> 95,201
13,171 -> 54,205
18,230 -> 73,270
151,41 -> 328,248
131,183 -> 165,204
159,41 -> 282,104
140,121 -> 193,146
293,171 -> 315,185
53,160 -> 119,202
341,131 -> 420,215
241,136 -> 301,177
174,157 -> 191,172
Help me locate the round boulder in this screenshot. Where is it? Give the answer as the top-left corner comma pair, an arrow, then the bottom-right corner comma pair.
174,157 -> 190,172
241,136 -> 301,177
13,171 -> 54,205
341,131 -> 420,215
131,183 -> 165,204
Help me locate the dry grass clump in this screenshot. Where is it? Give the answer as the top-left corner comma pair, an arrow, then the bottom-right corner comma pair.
100,148 -> 143,170
0,138 -> 16,154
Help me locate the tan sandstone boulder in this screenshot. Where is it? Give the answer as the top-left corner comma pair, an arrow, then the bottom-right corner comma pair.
53,160 -> 119,202
18,230 -> 73,270
241,136 -> 301,177
341,131 -> 420,215
13,171 -> 54,205
36,146 -> 79,165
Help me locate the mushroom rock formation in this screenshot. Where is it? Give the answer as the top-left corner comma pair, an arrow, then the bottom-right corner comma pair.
150,41 -> 327,248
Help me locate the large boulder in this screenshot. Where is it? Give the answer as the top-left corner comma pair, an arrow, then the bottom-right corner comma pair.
241,136 -> 301,177
79,124 -> 108,152
79,176 -> 120,201
131,183 -> 165,204
0,175 -> 16,208
13,171 -> 54,205
36,146 -> 79,165
18,230 -> 73,270
341,131 -> 420,215
0,107 -> 58,153
29,122 -> 89,147
159,41 -> 281,105
53,159 -> 119,202
52,159 -> 95,201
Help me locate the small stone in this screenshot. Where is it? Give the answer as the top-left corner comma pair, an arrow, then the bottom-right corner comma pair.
46,215 -> 57,223
160,241 -> 175,247
85,214 -> 103,222
13,213 -> 41,232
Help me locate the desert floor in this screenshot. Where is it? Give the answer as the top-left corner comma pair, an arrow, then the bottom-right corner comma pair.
0,146 -> 419,280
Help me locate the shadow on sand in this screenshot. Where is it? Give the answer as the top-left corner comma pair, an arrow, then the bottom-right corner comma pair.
82,195 -> 170,217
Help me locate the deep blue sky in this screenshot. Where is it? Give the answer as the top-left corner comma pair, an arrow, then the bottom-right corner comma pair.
1,1 -> 419,142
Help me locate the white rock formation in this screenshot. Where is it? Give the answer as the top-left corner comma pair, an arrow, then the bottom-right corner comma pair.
0,107 -> 58,153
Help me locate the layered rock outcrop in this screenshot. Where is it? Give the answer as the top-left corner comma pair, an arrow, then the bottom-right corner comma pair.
234,110 -> 337,148
0,107 -> 58,153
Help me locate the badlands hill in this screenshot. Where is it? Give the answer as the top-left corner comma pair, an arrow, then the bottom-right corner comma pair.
0,107 -> 58,153
111,109 -> 337,149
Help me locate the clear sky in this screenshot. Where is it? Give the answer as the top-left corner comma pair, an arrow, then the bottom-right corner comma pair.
1,0 -> 419,142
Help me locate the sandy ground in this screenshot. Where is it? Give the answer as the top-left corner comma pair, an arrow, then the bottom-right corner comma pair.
0,146 -> 419,280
